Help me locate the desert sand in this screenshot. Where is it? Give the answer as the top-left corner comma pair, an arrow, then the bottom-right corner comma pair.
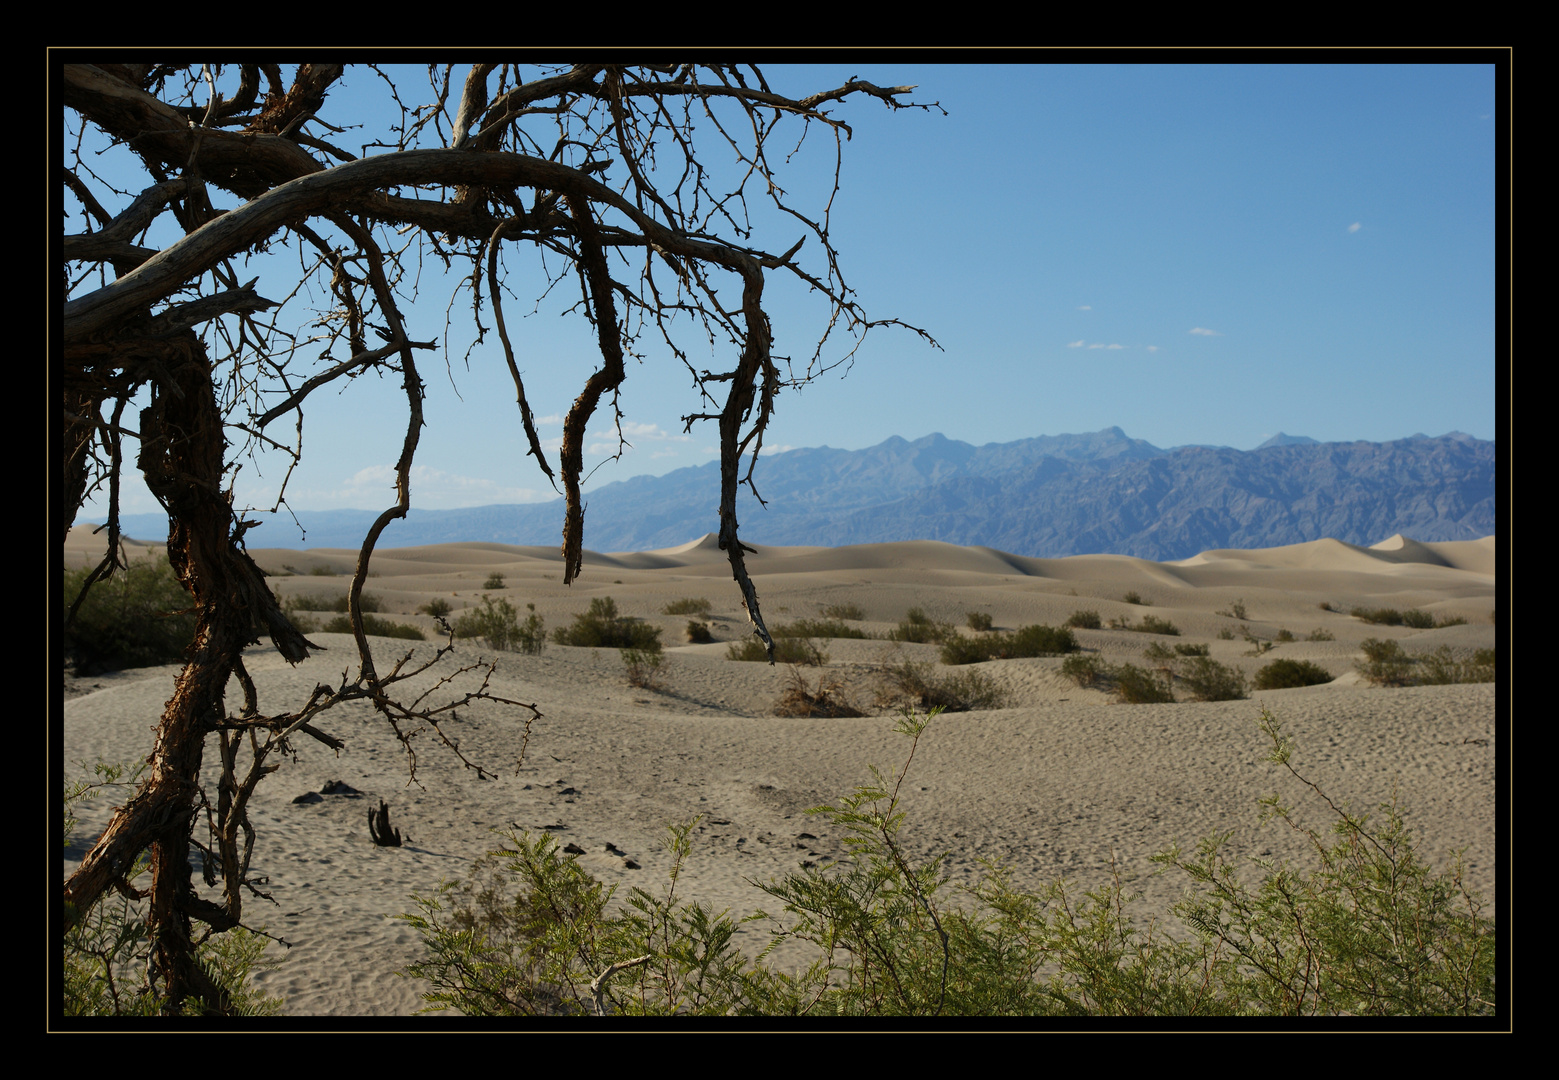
61,526 -> 1499,1017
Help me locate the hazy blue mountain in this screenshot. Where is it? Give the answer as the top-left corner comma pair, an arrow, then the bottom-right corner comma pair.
98,428 -> 1495,561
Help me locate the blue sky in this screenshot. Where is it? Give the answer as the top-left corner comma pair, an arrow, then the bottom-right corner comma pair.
69,62 -> 1499,519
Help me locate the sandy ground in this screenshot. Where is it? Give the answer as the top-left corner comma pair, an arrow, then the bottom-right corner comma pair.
61,528 -> 1499,1017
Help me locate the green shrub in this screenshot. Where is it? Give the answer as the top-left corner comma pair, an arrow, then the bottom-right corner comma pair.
1143,642 -> 1175,662
455,596 -> 544,654
1175,643 -> 1210,657
1252,659 -> 1334,690
322,613 -> 426,640
1123,591 -> 1144,605
285,591 -> 381,614
1306,628 -> 1335,642
553,597 -> 661,652
1216,628 -> 1234,640
622,648 -> 664,689
726,637 -> 828,666
1065,610 -> 1101,630
1352,606 -> 1438,628
887,608 -> 956,645
1112,663 -> 1175,704
775,618 -> 872,640
1275,629 -> 1295,643
400,708 -> 1494,1017
308,565 -> 338,576
663,597 -> 712,616
1174,657 -> 1248,702
1060,654 -> 1107,688
685,620 -> 714,644
966,611 -> 994,632
939,624 -> 1079,665
64,556 -> 196,673
483,573 -> 506,591
878,660 -> 1003,712
819,603 -> 865,621
420,598 -> 453,618
1415,646 -> 1495,685
1217,599 -> 1248,620
774,669 -> 865,718
1137,615 -> 1180,636
1356,638 -> 1414,686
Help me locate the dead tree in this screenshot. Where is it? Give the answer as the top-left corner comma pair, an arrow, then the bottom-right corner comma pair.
59,62 -> 938,1014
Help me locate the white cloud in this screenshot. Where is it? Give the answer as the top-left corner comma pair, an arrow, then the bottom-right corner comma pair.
1145,345 -> 1160,353
1077,305 -> 1092,311
759,443 -> 795,455
588,420 -> 690,444
1347,222 -> 1362,233
1086,343 -> 1125,350
1067,339 -> 1086,348
535,413 -> 564,425
1189,327 -> 1222,336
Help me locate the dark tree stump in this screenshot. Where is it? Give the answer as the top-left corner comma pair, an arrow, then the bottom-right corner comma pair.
368,800 -> 402,847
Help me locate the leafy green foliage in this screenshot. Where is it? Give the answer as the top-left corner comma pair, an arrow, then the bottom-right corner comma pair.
552,597 -> 661,651
819,603 -> 865,621
455,596 -> 545,654
938,624 -> 1079,665
400,708 -> 1496,1017
321,613 -> 425,640
726,636 -> 829,665
663,597 -> 712,616
1253,658 -> 1335,690
878,659 -> 1004,712
886,607 -> 957,644
419,598 -> 453,618
63,556 -> 196,674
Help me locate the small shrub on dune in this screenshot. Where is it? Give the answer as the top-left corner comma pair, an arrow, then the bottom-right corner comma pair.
966,611 -> 994,632
1415,646 -> 1495,685
726,637 -> 828,666
774,669 -> 865,718
776,618 -> 871,640
64,556 -> 196,674
285,591 -> 382,614
1137,615 -> 1180,636
819,603 -> 865,621
1352,606 -> 1443,629
939,624 -> 1078,666
420,598 -> 453,618
1060,654 -> 1107,689
1065,610 -> 1101,630
1174,657 -> 1248,702
1253,659 -> 1334,690
878,659 -> 1003,712
322,613 -> 426,640
483,573 -> 506,590
1123,591 -> 1145,605
1356,638 -> 1414,686
1306,628 -> 1334,642
888,608 -> 956,645
1112,663 -> 1175,704
553,597 -> 661,651
685,620 -> 714,644
663,597 -> 712,616
622,648 -> 665,690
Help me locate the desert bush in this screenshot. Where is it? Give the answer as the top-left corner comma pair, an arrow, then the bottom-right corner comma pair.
1217,599 -> 1248,620
1415,646 -> 1495,685
726,636 -> 828,666
401,708 -> 1495,1017
1065,610 -> 1101,630
1216,628 -> 1234,640
1175,643 -> 1210,657
1137,615 -> 1180,636
284,590 -> 382,614
1275,629 -> 1296,643
878,660 -> 1003,712
663,597 -> 712,616
819,603 -> 866,621
64,556 -> 196,674
1352,606 -> 1440,629
483,573 -> 506,590
553,597 -> 661,652
455,596 -> 545,654
308,565 -> 338,576
1306,628 -> 1335,642
939,624 -> 1079,666
1253,658 -> 1334,690
1318,601 -> 1338,612
1356,638 -> 1414,686
1060,654 -> 1107,688
321,613 -> 426,640
1173,657 -> 1248,702
888,608 -> 956,645
1123,591 -> 1144,605
966,611 -> 994,632
774,669 -> 866,718
64,762 -> 283,1016
420,598 -> 453,618
685,620 -> 714,644
775,618 -> 872,640
622,649 -> 665,690
1112,663 -> 1175,704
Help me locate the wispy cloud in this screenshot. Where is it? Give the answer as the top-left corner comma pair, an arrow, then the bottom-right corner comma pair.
1067,339 -> 1086,348
1189,327 -> 1222,336
1077,305 -> 1092,311
1145,345 -> 1160,353
1347,222 -> 1362,233
331,464 -> 551,509
1086,343 -> 1125,350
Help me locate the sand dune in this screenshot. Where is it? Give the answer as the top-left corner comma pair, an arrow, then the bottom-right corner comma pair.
61,527 -> 1499,1017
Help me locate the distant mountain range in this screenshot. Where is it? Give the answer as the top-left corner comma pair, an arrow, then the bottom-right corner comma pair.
100,428 -> 1496,562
